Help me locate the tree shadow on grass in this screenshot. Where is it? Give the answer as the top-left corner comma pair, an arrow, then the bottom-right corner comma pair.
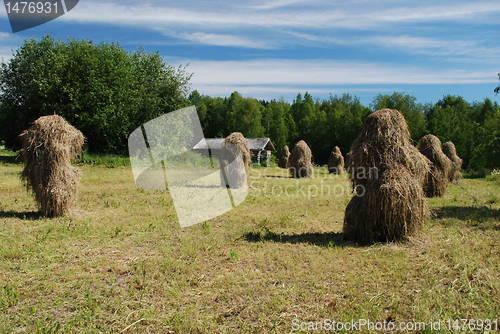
0,210 -> 43,220
432,205 -> 500,230
0,154 -> 23,164
263,175 -> 292,179
243,230 -> 364,247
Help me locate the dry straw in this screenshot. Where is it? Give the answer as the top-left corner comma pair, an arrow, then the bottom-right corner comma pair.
20,115 -> 85,217
278,145 -> 290,168
441,141 -> 462,183
328,146 -> 344,174
418,134 -> 452,197
343,109 -> 430,243
288,140 -> 313,178
220,132 -> 251,189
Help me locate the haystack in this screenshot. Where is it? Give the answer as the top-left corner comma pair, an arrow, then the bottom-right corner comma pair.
20,115 -> 85,217
220,132 -> 251,189
418,134 -> 452,197
343,109 -> 430,243
278,145 -> 290,168
442,141 -> 462,183
288,140 -> 313,178
328,146 -> 344,174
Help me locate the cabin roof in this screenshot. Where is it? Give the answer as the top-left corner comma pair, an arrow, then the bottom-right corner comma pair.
193,138 -> 275,151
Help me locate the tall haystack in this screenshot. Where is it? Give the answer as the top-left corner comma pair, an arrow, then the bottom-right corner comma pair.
20,115 -> 85,217
328,146 -> 344,174
288,140 -> 313,178
220,132 -> 251,189
343,109 -> 430,243
278,145 -> 290,168
418,134 -> 452,197
442,141 -> 462,183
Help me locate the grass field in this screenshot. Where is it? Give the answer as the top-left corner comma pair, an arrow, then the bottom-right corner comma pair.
1,150 -> 500,333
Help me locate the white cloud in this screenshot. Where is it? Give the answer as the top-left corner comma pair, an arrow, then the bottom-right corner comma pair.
246,0 -> 311,10
171,32 -> 274,49
56,1 -> 500,55
177,58 -> 496,101
376,2 -> 500,23
63,1 -> 500,29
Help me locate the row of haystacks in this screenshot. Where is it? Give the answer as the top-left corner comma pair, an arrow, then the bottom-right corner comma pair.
20,115 -> 85,217
19,111 -> 463,245
343,109 -> 431,243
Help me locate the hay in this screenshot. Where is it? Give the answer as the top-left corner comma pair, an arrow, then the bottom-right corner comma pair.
278,145 -> 290,168
328,146 -> 344,174
220,132 -> 250,189
442,141 -> 462,183
418,134 -> 452,197
288,140 -> 313,178
20,115 -> 85,217
343,109 -> 430,243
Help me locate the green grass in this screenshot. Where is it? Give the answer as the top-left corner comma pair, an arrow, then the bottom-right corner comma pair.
74,152 -> 131,168
1,151 -> 499,333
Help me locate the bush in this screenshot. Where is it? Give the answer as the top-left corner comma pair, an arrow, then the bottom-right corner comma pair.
0,35 -> 192,155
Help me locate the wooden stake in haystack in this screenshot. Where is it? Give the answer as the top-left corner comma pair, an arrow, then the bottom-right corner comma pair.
441,141 -> 462,183
220,132 -> 251,189
328,146 -> 344,174
418,134 -> 452,197
288,140 -> 313,178
343,109 -> 430,243
278,145 -> 290,168
20,115 -> 85,217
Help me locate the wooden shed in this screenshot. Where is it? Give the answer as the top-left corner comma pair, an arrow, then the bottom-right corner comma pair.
193,138 -> 276,167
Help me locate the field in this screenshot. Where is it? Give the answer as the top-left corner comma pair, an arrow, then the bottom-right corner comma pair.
1,150 -> 500,333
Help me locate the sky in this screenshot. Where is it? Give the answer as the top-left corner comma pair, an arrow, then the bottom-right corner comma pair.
1,0 -> 499,107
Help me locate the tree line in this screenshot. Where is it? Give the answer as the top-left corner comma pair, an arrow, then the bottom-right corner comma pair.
0,35 -> 499,169
190,90 -> 500,169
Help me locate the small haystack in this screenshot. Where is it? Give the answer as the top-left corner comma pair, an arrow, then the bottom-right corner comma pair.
288,140 -> 313,178
278,145 -> 290,168
20,115 -> 85,217
343,109 -> 430,243
442,141 -> 462,183
328,146 -> 344,174
220,132 -> 251,189
418,134 -> 452,197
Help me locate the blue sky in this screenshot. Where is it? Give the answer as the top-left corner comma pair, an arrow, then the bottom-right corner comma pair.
1,0 -> 499,106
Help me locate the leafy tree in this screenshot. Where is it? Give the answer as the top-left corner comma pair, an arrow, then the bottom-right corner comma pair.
262,99 -> 290,151
371,92 -> 427,142
425,95 -> 476,167
290,92 -> 316,144
226,92 -> 265,138
320,94 -> 371,162
0,35 -> 191,154
470,106 -> 500,168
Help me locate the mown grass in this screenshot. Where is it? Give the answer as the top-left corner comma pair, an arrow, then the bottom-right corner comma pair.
1,151 -> 499,333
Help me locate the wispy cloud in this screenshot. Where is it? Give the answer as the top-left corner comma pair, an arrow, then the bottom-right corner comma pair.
183,59 -> 495,88
57,1 -> 500,55
246,0 -> 311,10
169,32 -> 275,49
64,1 -> 500,29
